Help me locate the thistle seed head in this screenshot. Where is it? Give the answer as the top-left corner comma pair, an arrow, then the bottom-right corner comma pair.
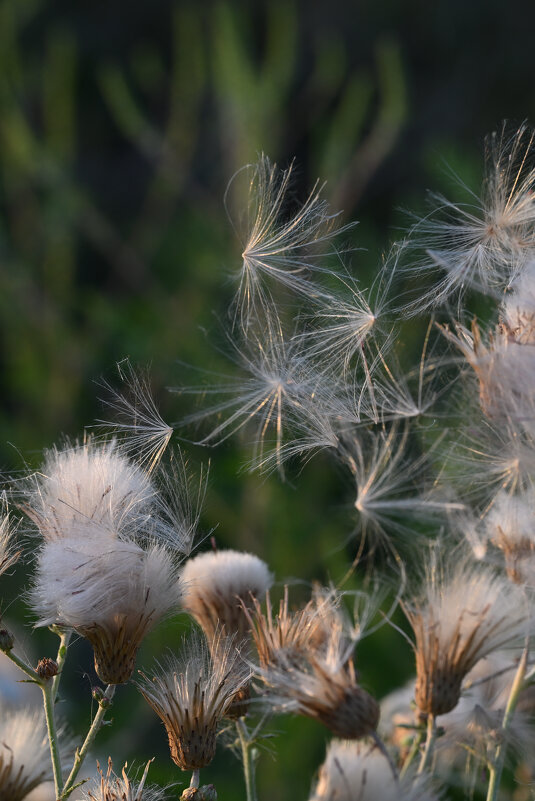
77,758 -> 166,801
137,630 -> 250,771
181,549 -> 272,643
36,658 -> 58,681
405,560 -> 529,717
309,740 -> 440,801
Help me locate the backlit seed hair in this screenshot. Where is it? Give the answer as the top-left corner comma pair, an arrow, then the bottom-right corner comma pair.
0,508 -> 20,579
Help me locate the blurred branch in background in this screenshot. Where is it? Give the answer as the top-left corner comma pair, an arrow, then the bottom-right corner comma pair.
0,0 -> 406,465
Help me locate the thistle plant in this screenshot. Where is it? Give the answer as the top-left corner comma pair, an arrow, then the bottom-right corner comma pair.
4,124 -> 535,801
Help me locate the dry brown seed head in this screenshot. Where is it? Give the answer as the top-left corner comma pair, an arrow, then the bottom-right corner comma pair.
36,657 -> 58,680
0,628 -> 14,652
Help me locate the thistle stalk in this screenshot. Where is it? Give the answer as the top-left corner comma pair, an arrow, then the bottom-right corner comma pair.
236,718 -> 258,801
42,678 -> 63,797
486,645 -> 529,801
60,683 -> 116,799
51,626 -> 72,704
399,726 -> 425,778
417,714 -> 437,774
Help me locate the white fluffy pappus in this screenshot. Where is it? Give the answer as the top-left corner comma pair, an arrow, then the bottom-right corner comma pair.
23,439 -> 154,541
0,707 -> 67,801
30,524 -> 183,684
25,439 -> 188,684
226,155 -> 348,328
309,740 -> 440,801
180,548 -> 272,641
181,312 -> 344,475
483,489 -> 535,583
501,260 -> 535,344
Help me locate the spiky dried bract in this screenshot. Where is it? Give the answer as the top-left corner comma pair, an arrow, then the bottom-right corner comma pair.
26,440 -> 183,684
404,561 -> 529,717
0,709 -> 55,801
137,631 -> 250,771
0,510 -> 20,578
310,741 -> 440,801
77,758 -> 165,801
255,592 -> 379,739
24,439 -> 154,540
406,124 -> 535,311
248,585 -> 344,671
181,549 -> 272,643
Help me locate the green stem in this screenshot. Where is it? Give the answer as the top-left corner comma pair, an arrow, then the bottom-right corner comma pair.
60,684 -> 116,800
417,714 -> 436,774
399,726 -> 425,778
2,648 -> 65,796
42,679 -> 63,797
486,647 -> 528,801
2,648 -> 40,682
236,718 -> 257,801
51,627 -> 72,704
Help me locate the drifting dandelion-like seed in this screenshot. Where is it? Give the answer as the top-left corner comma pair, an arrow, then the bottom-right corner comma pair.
97,360 -> 173,473
404,123 -> 535,313
225,155 -> 353,329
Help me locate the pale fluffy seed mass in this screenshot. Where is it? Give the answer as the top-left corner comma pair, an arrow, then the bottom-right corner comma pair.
25,439 -> 154,539
309,741 -> 440,801
26,440 -> 183,683
0,708 -> 54,801
180,549 -> 272,639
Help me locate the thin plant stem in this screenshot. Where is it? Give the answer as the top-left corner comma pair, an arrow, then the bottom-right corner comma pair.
190,770 -> 200,788
400,727 -> 425,778
236,717 -> 257,801
51,627 -> 72,704
60,684 -> 116,800
2,647 -> 64,796
42,679 -> 63,797
417,714 -> 436,774
2,648 -> 40,682
486,645 -> 528,801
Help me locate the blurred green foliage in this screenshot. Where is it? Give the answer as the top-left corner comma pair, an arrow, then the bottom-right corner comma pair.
0,0 -> 531,798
